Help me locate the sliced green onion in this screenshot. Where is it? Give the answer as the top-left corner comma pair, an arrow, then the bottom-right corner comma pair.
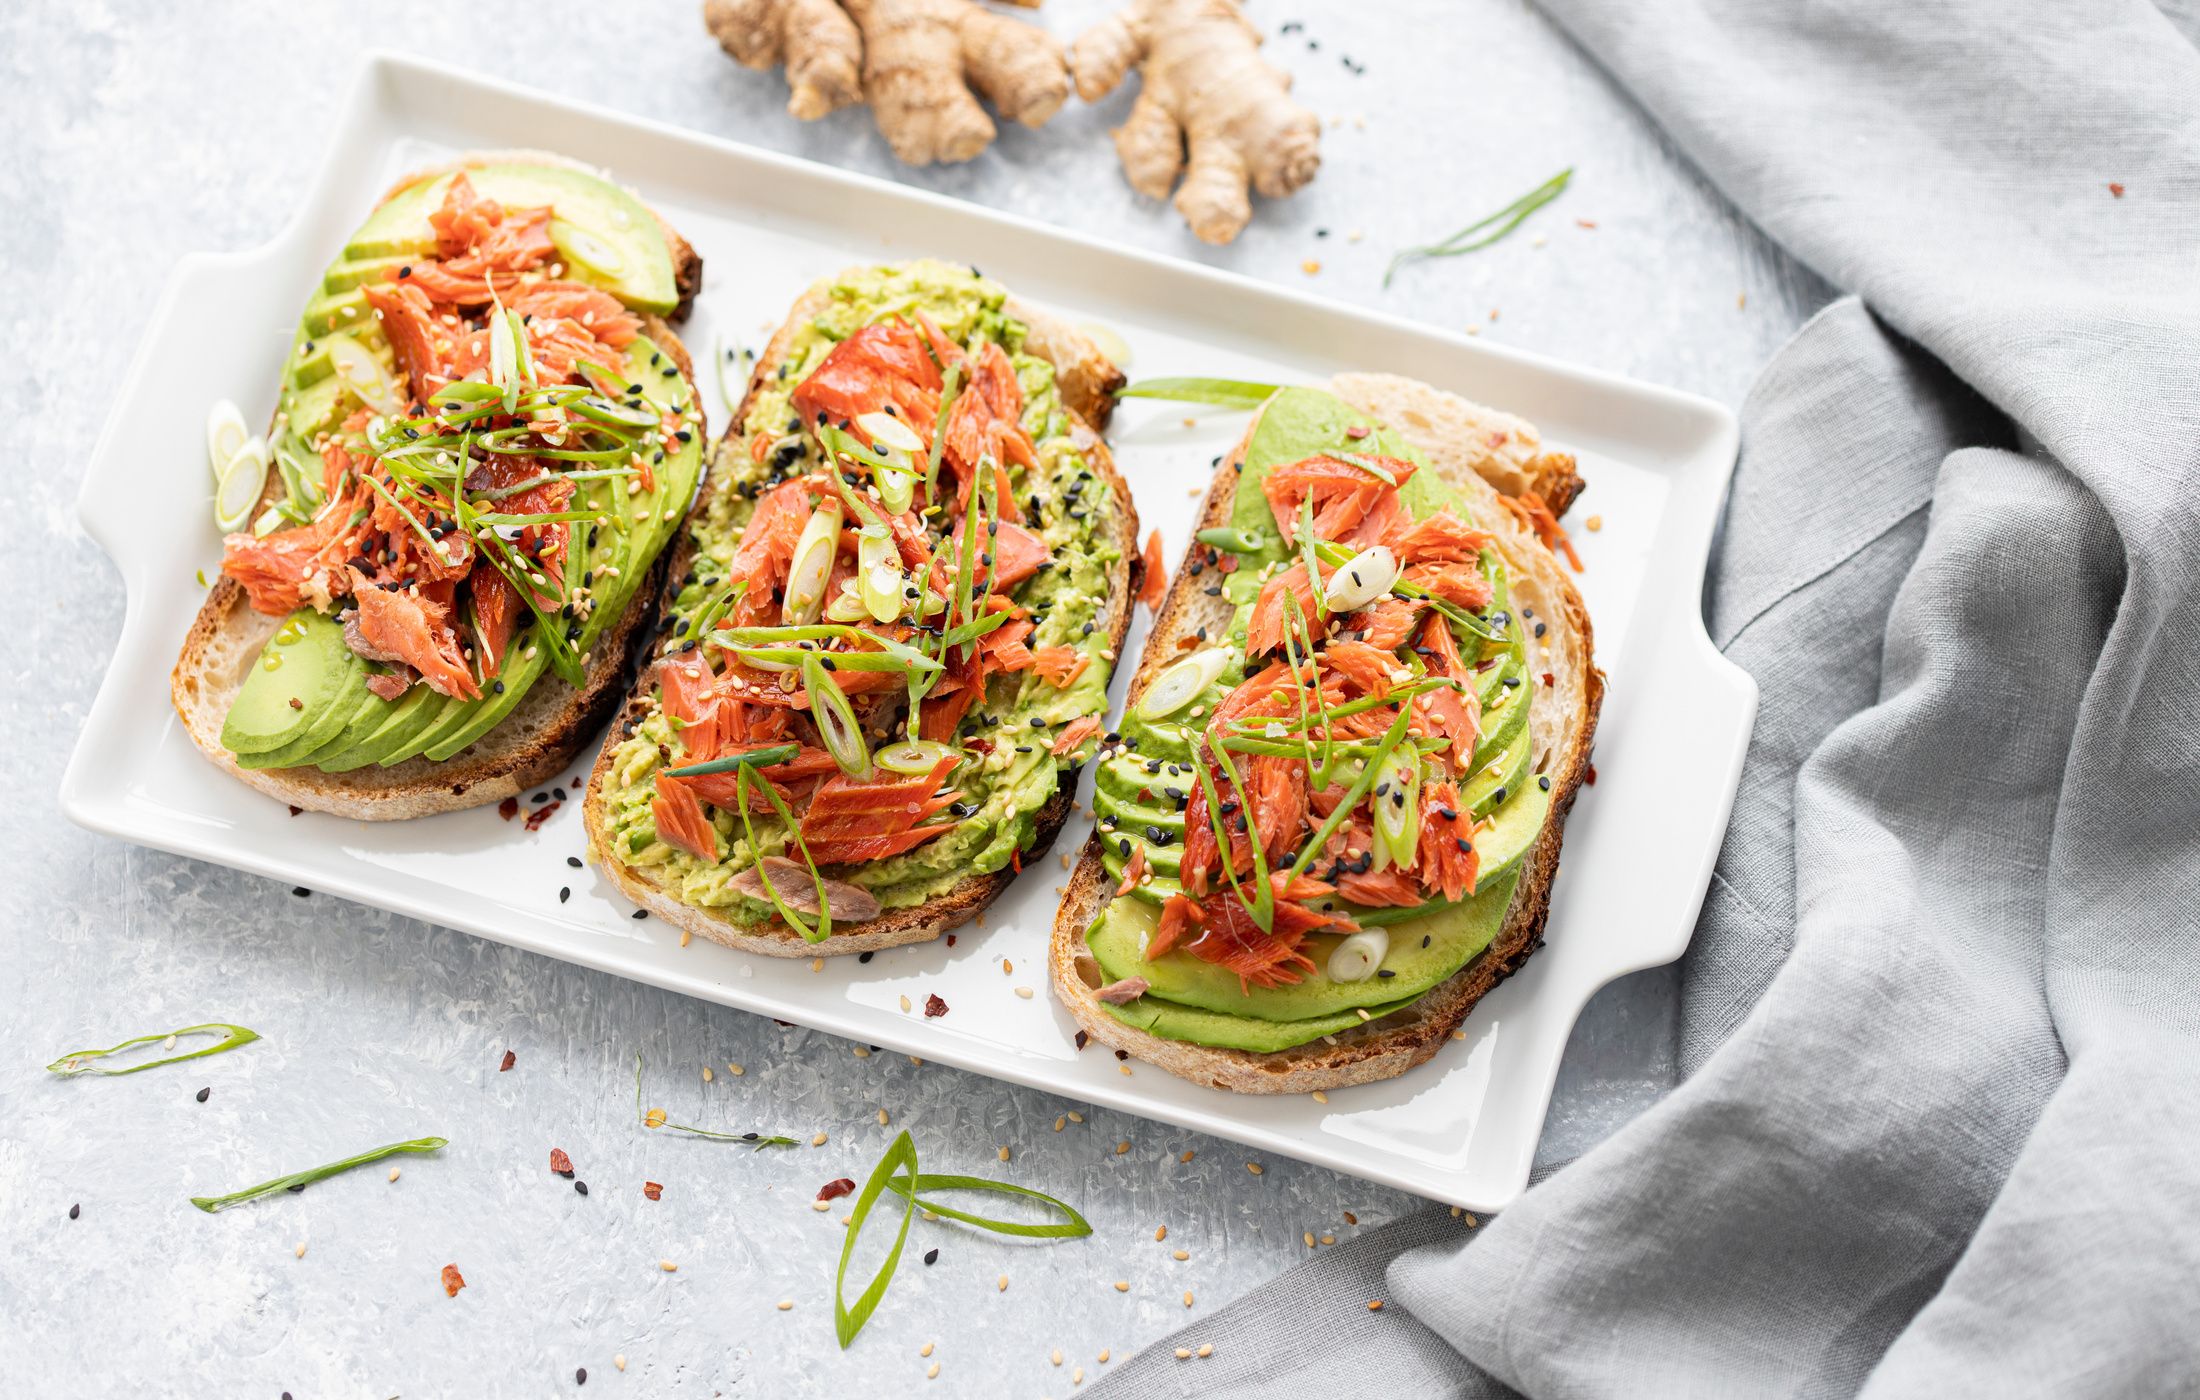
1370,745 -> 1420,872
1137,648 -> 1230,721
857,525 -> 904,624
190,1137 -> 446,1213
326,333 -> 403,416
1195,526 -> 1266,554
837,1131 -> 921,1349
206,399 -> 250,479
880,1172 -> 1094,1239
214,438 -> 271,534
876,739 -> 955,776
875,463 -> 915,515
783,498 -> 844,625
857,410 -> 925,455
1327,929 -> 1390,982
664,744 -> 799,777
567,395 -> 659,431
925,363 -> 963,502
1335,451 -> 1397,486
1297,494 -> 1327,612
48,1022 -> 260,1077
734,767 -> 829,942
1323,544 -> 1398,614
804,654 -> 870,778
489,304 -> 521,416
1385,167 -> 1574,288
1115,377 -> 1281,409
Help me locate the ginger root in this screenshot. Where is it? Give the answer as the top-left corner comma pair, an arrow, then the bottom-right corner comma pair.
1071,0 -> 1320,245
704,0 -> 1069,166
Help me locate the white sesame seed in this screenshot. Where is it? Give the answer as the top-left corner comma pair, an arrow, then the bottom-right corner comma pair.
777,1299 -> 794,1310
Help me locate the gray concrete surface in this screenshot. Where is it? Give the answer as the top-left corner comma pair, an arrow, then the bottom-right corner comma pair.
0,1 -> 1829,1394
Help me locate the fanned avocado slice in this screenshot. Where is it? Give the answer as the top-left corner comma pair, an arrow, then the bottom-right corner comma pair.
315,682 -> 447,773
221,611 -> 355,757
236,649 -> 365,770
1101,983 -> 1427,1053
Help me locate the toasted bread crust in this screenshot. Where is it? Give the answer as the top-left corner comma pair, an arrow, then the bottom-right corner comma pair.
1047,375 -> 1603,1093
580,274 -> 1134,957
169,160 -> 701,819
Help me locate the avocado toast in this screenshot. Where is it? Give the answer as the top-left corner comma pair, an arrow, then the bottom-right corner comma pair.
172,152 -> 708,818
583,261 -> 1136,956
1050,375 -> 1601,1093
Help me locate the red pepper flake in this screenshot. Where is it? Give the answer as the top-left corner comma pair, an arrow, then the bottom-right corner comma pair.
1344,424 -> 1370,440
924,993 -> 949,1018
441,1264 -> 467,1297
816,1177 -> 857,1202
1541,671 -> 1555,688
1074,1030 -> 1089,1050
1217,553 -> 1239,574
524,799 -> 562,832
1575,218 -> 1598,230
946,934 -> 957,948
497,797 -> 520,821
2108,182 -> 2126,197
1584,763 -> 1598,786
549,1148 -> 574,1177
1011,849 -> 1022,874
642,1181 -> 664,1201
498,1049 -> 517,1072
287,805 -> 303,817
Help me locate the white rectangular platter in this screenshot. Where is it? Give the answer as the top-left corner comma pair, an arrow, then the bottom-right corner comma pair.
61,52 -> 1753,1211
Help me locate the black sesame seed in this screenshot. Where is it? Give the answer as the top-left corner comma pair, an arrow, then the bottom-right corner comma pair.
196,1086 -> 211,1103
859,950 -> 874,963
632,910 -> 649,920
68,1203 -> 79,1220
577,1368 -> 588,1385
923,1248 -> 939,1266
567,856 -> 582,868
291,887 -> 310,898
574,1181 -> 588,1196
559,887 -> 571,904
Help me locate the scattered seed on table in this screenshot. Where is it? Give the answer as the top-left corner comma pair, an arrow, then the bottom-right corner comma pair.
1175,1348 -> 1191,1360
812,1131 -> 828,1146
924,1248 -> 939,1266
1180,1150 -> 1195,1163
1015,986 -> 1034,999
899,995 -> 912,1012
567,856 -> 583,869
998,1146 -> 1011,1162
1072,1367 -> 1084,1384
1154,1225 -> 1167,1242
854,1046 -> 871,1059
1368,1300 -> 1384,1311
1247,1162 -> 1263,1175
812,1200 -> 831,1213
920,1341 -> 935,1358
927,1362 -> 941,1380
576,1368 -> 587,1386
1052,1349 -> 1064,1366
1116,1141 -> 1131,1155
1099,1349 -> 1112,1363
575,1181 -> 589,1196
1118,1064 -> 1132,1076
389,1168 -> 401,1183
614,1355 -> 626,1372
196,1087 -> 210,1103
1184,1291 -> 1194,1308
1174,1249 -> 1190,1261
68,1204 -> 79,1221
877,1109 -> 890,1125
727,1062 -> 744,1076
660,1260 -> 678,1273
701,1065 -> 714,1082
1067,1111 -> 1084,1124
997,1275 -> 1009,1292
1312,1090 -> 1328,1104
1113,1281 -> 1129,1293
1344,1211 -> 1358,1225
811,957 -> 823,972
777,1299 -> 793,1311
559,887 -> 571,903
1053,1116 -> 1066,1132
294,1242 -> 307,1259
1198,1344 -> 1214,1358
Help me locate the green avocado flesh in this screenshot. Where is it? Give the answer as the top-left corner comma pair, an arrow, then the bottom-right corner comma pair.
1089,386 -> 1553,1051
217,159 -> 703,775
595,261 -> 1125,925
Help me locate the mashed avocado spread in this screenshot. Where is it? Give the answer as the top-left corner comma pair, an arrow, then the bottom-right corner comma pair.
600,262 -> 1123,923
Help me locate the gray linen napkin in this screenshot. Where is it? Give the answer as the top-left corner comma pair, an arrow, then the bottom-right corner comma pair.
1096,1 -> 2200,1394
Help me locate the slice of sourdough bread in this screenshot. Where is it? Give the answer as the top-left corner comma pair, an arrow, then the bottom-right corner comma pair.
580,280 -> 1136,957
170,152 -> 704,820
1048,373 -> 1603,1093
